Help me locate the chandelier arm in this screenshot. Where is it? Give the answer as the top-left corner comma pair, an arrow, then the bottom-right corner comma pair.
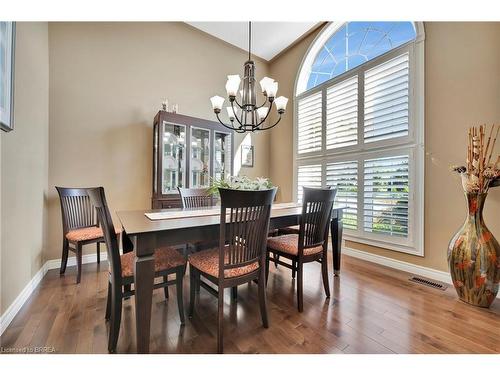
215,112 -> 240,132
255,114 -> 282,131
253,103 -> 273,129
233,97 -> 243,109
231,101 -> 245,127
255,96 -> 269,110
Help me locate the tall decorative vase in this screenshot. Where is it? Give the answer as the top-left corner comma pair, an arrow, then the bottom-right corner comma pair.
448,192 -> 500,307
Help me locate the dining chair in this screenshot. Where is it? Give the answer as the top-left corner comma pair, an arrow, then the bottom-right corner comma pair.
178,187 -> 219,255
178,187 -> 215,208
266,186 -> 336,312
188,187 -> 276,353
87,187 -> 186,353
56,186 -> 121,283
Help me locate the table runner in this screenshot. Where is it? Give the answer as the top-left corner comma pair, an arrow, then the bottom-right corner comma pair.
145,202 -> 301,220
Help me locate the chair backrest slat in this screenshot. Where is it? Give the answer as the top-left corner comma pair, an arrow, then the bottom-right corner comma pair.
87,187 -> 122,282
298,187 -> 337,254
219,188 -> 276,277
56,187 -> 98,233
178,187 -> 215,208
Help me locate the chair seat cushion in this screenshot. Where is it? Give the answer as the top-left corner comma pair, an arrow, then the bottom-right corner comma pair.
65,226 -> 120,242
267,234 -> 323,256
120,247 -> 186,278
278,225 -> 300,235
188,247 -> 259,279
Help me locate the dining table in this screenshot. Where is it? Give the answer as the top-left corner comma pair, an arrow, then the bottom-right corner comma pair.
116,202 -> 345,353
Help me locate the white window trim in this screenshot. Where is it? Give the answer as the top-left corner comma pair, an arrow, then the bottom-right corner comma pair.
293,22 -> 425,256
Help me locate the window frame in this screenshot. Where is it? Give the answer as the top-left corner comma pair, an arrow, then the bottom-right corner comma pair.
293,22 -> 425,256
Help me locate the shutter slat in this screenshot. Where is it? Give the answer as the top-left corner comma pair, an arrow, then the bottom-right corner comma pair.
326,76 -> 358,150
364,53 -> 409,143
326,160 -> 358,230
297,164 -> 322,203
363,154 -> 410,238
298,92 -> 322,154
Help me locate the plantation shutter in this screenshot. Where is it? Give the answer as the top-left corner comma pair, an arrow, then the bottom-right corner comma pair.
326,160 -> 358,230
364,53 -> 409,143
297,92 -> 322,154
363,154 -> 410,237
297,164 -> 322,203
326,76 -> 358,149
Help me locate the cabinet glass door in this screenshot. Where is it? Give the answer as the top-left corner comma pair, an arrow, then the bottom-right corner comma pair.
214,131 -> 232,181
162,122 -> 186,194
190,127 -> 210,187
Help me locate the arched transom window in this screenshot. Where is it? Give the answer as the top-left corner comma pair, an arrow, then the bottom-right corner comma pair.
294,21 -> 425,255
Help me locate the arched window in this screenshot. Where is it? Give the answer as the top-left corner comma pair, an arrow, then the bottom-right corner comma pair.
294,22 -> 424,255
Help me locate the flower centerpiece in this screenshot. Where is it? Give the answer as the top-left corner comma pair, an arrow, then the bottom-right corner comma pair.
448,124 -> 500,307
208,175 -> 274,195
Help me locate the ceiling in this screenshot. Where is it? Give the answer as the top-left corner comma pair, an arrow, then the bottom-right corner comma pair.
186,22 -> 319,61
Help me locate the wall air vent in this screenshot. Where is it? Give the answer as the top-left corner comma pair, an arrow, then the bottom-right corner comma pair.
409,276 -> 447,290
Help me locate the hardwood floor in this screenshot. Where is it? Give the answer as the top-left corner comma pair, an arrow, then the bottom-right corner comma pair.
1,253 -> 499,354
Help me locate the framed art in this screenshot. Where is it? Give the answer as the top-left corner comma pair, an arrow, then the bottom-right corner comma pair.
241,144 -> 254,167
1,22 -> 15,132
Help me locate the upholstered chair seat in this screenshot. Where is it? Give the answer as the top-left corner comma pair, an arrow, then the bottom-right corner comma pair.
65,226 -> 120,242
120,247 -> 186,278
188,247 -> 260,279
267,234 -> 323,256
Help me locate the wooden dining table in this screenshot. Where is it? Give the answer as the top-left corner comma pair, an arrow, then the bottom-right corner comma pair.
116,203 -> 345,353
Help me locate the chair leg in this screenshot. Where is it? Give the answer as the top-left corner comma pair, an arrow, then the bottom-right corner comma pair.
108,284 -> 122,353
258,269 -> 269,328
297,262 -> 304,312
217,287 -> 224,354
76,244 -> 83,284
96,241 -> 101,264
321,255 -> 330,298
292,260 -> 296,279
176,268 -> 185,325
60,238 -> 69,274
274,254 -> 280,268
189,265 -> 196,318
163,275 -> 169,299
265,251 -> 270,286
105,281 -> 112,321
231,286 -> 237,301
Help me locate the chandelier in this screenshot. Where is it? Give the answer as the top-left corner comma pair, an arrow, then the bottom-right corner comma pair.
210,22 -> 288,133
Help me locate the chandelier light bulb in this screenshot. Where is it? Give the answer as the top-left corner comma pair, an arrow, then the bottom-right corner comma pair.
210,95 -> 225,112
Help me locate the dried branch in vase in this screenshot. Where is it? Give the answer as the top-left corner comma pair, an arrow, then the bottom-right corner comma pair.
451,124 -> 500,193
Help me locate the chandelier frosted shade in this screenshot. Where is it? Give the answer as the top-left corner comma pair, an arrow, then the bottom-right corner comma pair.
210,95 -> 225,111
225,75 -> 241,97
274,96 -> 288,113
259,77 -> 275,94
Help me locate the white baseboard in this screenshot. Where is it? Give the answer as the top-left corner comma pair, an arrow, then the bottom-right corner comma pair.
343,246 -> 499,300
343,246 -> 452,284
0,251 -> 107,336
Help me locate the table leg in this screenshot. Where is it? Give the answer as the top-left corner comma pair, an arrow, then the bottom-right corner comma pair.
331,210 -> 343,276
134,234 -> 155,353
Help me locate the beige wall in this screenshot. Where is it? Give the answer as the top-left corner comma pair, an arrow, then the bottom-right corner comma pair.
47,22 -> 271,260
268,22 -> 500,272
1,22 -> 49,315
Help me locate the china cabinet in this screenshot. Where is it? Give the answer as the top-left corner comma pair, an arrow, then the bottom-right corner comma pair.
152,111 -> 234,209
